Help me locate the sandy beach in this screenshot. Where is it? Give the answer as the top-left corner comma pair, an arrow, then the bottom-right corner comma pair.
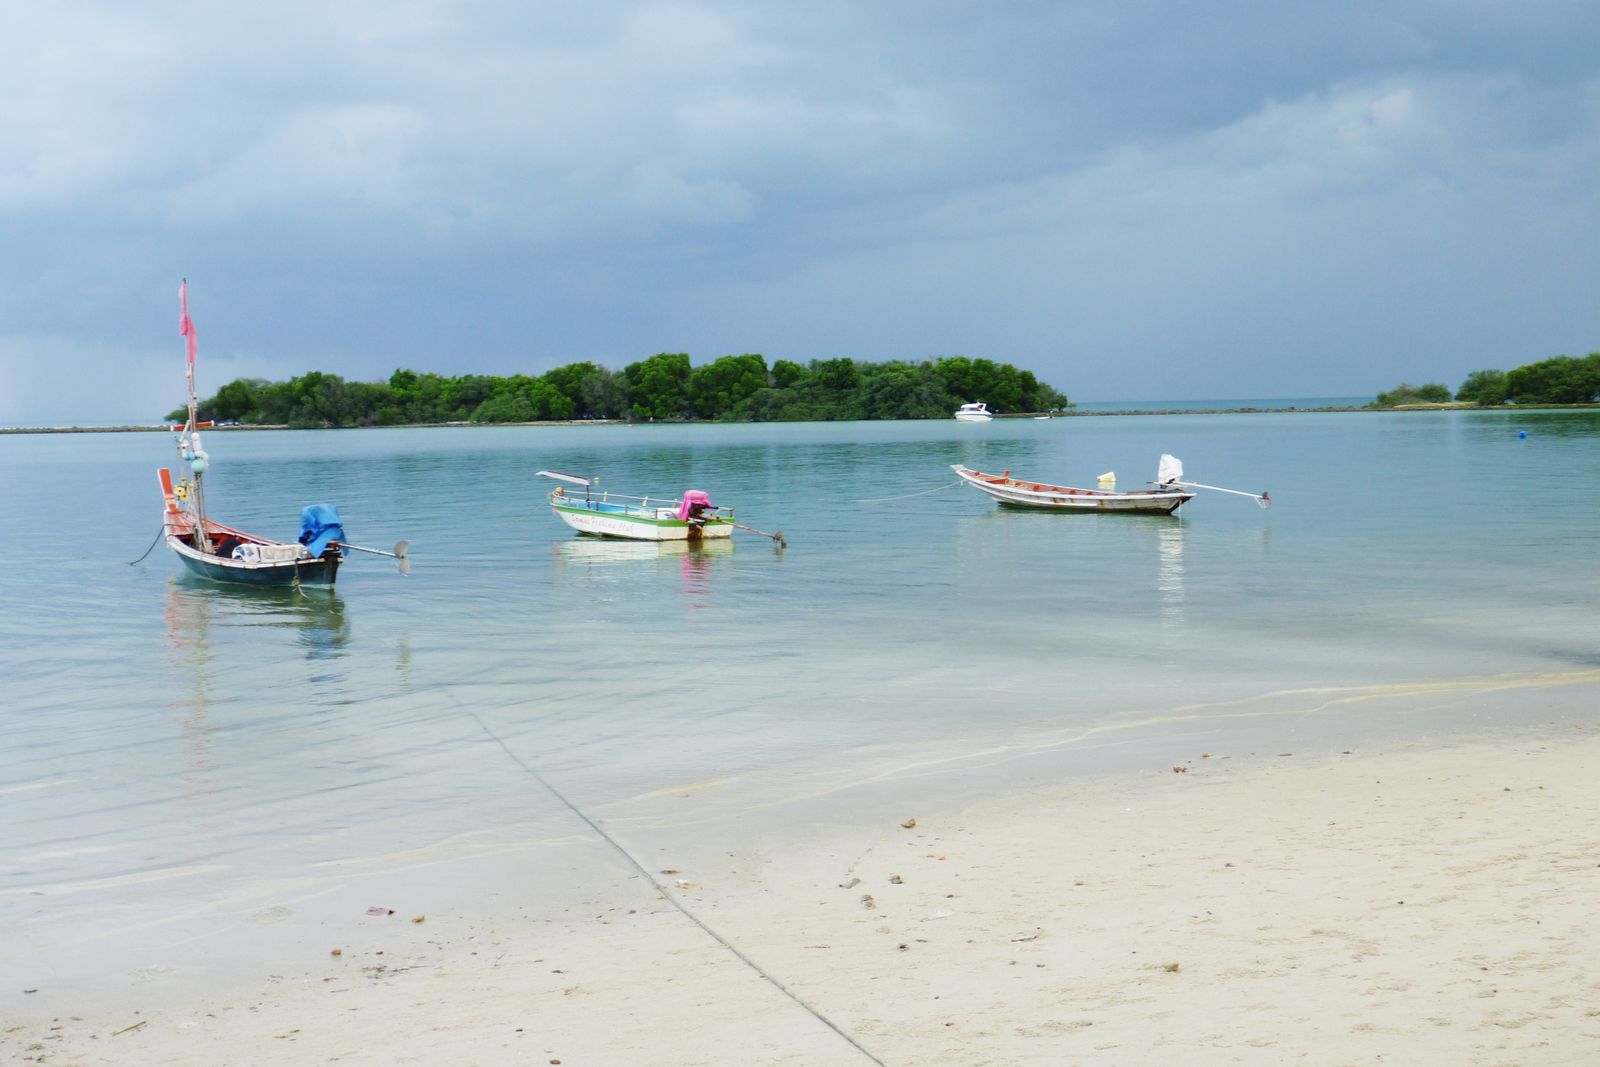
7,723 -> 1597,1066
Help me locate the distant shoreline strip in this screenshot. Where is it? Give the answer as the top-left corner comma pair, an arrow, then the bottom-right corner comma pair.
7,402 -> 1591,434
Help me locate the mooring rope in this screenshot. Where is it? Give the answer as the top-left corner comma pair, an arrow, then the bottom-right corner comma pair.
127,527 -> 165,565
449,691 -> 886,1067
855,480 -> 962,504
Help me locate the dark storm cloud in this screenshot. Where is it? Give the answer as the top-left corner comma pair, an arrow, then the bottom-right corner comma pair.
2,2 -> 1596,421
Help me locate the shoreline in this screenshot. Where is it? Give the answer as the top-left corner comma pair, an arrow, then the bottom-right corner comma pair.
10,402 -> 1588,435
6,722 -> 1597,1065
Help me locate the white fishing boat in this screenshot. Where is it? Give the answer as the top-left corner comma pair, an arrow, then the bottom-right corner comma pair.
537,471 -> 786,545
954,402 -> 994,422
950,455 -> 1270,515
952,464 -> 1193,514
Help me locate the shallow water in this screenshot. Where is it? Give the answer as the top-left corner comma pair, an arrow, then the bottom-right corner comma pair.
2,410 -> 1598,996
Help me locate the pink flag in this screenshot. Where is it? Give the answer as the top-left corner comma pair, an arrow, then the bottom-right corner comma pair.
179,280 -> 197,369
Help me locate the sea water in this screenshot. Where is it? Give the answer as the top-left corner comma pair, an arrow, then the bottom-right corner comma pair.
2,410 -> 1598,998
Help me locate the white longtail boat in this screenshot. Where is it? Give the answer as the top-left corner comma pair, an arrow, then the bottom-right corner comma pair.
537,471 -> 787,545
951,455 -> 1270,515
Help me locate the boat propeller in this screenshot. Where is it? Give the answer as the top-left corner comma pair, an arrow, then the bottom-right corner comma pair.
334,539 -> 411,574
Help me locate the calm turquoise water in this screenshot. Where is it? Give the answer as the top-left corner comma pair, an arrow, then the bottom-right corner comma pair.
1074,395 -> 1373,411
3,410 -> 1598,996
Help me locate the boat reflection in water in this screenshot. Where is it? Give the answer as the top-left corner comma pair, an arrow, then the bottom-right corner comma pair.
550,537 -> 733,609
163,580 -> 352,665
1158,522 -> 1185,627
551,536 -> 734,568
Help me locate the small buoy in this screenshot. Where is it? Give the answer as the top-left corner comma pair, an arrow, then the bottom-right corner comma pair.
1518,430 -> 1528,439
190,457 -> 208,474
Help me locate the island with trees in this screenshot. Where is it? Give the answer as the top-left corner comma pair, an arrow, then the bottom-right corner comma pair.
1373,351 -> 1600,408
170,354 -> 1068,428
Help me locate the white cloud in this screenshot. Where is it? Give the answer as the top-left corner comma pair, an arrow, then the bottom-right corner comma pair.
174,105 -> 431,220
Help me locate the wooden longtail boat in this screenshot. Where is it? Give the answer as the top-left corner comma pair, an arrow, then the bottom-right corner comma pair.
952,455 -> 1270,515
951,464 -> 1194,514
158,282 -> 408,587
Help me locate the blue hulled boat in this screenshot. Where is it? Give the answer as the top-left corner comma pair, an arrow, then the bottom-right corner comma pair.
158,282 -> 406,588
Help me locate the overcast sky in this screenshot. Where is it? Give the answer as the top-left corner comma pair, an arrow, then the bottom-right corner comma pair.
3,1 -> 1597,423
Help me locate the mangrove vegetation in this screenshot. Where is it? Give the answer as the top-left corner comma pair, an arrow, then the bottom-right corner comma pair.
1374,351 -> 1600,408
172,354 -> 1069,428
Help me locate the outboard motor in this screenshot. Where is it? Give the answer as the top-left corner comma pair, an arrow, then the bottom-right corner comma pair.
299,503 -> 347,556
677,490 -> 713,524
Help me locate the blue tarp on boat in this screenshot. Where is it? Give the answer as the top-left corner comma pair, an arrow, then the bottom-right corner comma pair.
299,504 -> 346,556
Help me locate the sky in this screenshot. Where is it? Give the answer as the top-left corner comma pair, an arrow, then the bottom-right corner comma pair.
2,1 -> 1597,424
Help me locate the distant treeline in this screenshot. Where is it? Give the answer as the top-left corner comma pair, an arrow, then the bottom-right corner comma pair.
1375,351 -> 1600,407
171,353 -> 1069,428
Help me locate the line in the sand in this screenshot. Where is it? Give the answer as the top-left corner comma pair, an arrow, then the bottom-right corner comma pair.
446,689 -> 887,1067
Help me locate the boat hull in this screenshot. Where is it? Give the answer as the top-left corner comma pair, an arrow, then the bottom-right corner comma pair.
953,413 -> 993,422
165,532 -> 339,586
951,465 -> 1192,514
551,500 -> 734,541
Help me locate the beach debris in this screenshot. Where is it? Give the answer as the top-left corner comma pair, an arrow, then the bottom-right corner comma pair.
674,879 -> 700,889
900,817 -> 917,829
898,943 -> 909,951
861,894 -> 877,909
411,914 -> 426,924
112,1020 -> 149,1036
1201,753 -> 1212,759
366,906 -> 394,916
840,876 -> 861,889
659,868 -> 679,875
22,989 -> 36,994
1164,962 -> 1181,973
1010,931 -> 1041,943
330,947 -> 342,957
888,874 -> 903,884
1172,766 -> 1187,773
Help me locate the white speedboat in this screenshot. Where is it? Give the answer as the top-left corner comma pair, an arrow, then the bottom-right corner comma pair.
954,402 -> 993,422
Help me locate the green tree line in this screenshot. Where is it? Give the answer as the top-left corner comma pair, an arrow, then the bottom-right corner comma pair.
171,354 -> 1069,428
1374,351 -> 1600,408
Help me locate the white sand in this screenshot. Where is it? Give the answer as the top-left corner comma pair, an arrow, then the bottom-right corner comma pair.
7,728 -> 1599,1066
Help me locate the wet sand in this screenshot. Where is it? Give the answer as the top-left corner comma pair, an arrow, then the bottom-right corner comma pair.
6,725 -> 1598,1066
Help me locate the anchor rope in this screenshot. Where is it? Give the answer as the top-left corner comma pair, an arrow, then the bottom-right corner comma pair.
449,691 -> 886,1067
127,526 -> 165,565
855,480 -> 962,504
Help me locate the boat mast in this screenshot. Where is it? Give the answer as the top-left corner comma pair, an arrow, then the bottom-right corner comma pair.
178,280 -> 213,555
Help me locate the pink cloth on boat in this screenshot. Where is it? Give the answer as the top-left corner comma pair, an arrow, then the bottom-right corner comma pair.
677,490 -> 712,520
